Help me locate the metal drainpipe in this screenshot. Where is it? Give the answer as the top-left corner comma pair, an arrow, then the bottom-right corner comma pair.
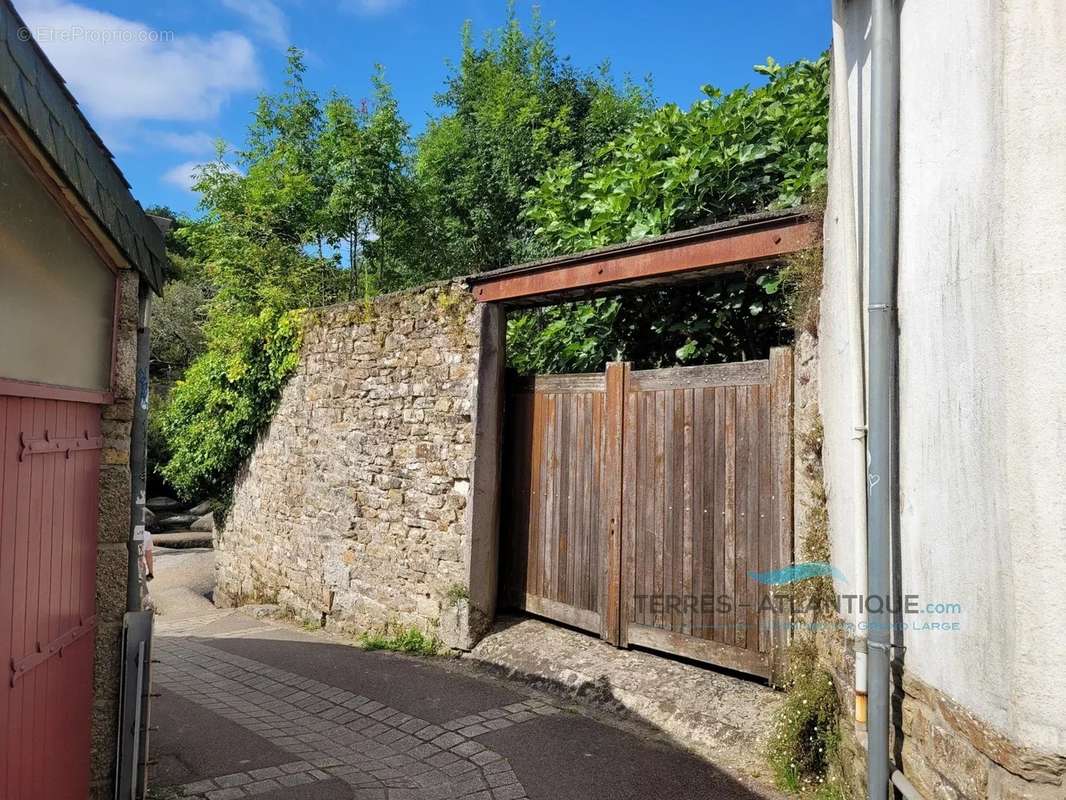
866,0 -> 900,799
830,0 -> 870,728
127,279 -> 151,613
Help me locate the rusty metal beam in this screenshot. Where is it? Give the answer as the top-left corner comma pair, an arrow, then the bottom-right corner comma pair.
468,211 -> 820,305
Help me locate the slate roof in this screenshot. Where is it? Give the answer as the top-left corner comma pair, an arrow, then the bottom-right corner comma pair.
0,0 -> 165,292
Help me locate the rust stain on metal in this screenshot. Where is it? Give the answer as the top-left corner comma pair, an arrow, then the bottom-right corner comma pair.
469,212 -> 820,305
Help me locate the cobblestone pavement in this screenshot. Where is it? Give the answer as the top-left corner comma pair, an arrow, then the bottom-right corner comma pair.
155,634 -> 546,800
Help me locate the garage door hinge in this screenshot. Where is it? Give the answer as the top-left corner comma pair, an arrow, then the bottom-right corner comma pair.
18,430 -> 104,461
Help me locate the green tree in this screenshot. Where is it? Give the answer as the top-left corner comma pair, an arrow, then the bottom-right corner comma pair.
320,67 -> 418,297
159,50 -> 343,501
413,7 -> 652,275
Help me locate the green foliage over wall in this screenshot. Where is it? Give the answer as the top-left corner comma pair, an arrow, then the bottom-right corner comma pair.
150,15 -> 830,501
157,51 -> 342,502
512,53 -> 828,374
507,271 -> 792,374
159,308 -> 304,501
524,55 -> 827,252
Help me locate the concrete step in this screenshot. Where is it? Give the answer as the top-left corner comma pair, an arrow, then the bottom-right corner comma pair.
153,530 -> 213,549
465,614 -> 783,785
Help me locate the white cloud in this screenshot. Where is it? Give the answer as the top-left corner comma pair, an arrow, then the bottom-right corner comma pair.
157,131 -> 219,155
341,0 -> 407,16
220,0 -> 289,49
18,0 -> 261,122
162,158 -> 240,193
161,160 -> 205,192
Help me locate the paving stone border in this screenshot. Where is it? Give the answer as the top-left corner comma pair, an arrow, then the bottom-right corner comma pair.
154,632 -> 559,800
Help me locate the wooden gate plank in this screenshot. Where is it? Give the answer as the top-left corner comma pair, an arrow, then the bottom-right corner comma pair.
601,363 -> 627,645
639,393 -> 652,628
0,398 -> 11,792
662,390 -> 675,633
32,400 -> 57,788
619,369 -> 638,647
697,387 -> 713,644
671,390 -> 685,634
712,392 -> 729,648
769,348 -> 794,682
522,594 -> 600,634
627,623 -> 771,679
682,389 -> 694,637
757,383 -> 773,655
629,361 -> 769,390
529,392 -> 545,602
745,385 -> 762,653
653,390 -> 666,630
500,352 -> 791,681
542,394 -> 556,602
734,386 -> 750,650
723,386 -> 737,647
9,398 -> 35,795
556,393 -> 569,606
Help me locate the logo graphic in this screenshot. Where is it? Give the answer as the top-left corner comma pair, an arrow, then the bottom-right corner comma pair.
749,561 -> 847,586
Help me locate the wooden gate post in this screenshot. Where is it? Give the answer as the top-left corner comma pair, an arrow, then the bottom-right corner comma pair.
601,361 -> 629,646
462,302 -> 507,649
769,346 -> 795,684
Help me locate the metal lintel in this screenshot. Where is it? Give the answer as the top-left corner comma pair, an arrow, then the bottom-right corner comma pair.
469,213 -> 820,305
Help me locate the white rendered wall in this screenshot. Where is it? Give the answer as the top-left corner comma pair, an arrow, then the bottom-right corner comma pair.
821,0 -> 1066,752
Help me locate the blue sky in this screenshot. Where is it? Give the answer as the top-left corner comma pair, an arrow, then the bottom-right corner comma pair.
18,0 -> 830,215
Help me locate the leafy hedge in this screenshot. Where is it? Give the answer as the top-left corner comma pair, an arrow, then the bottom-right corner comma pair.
512,54 -> 828,373
159,308 -> 304,501
524,55 -> 828,252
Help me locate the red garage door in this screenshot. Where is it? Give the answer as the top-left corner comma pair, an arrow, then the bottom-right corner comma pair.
0,394 -> 103,800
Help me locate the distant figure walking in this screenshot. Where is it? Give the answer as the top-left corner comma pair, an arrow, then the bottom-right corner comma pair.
142,529 -> 154,581
141,529 -> 156,612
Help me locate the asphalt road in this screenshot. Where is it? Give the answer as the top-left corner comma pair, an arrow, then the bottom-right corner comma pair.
148,547 -> 774,800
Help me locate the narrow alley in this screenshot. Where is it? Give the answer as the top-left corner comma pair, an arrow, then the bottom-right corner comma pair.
148,545 -> 778,800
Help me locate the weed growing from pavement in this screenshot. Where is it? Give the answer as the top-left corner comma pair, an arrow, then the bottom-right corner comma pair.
359,622 -> 441,656
767,637 -> 844,798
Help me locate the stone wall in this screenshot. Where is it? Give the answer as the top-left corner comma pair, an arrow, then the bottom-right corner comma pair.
217,281 -> 487,644
91,267 -> 139,798
818,625 -> 1066,800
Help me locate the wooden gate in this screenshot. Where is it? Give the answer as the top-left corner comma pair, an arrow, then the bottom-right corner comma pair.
500,349 -> 792,679
0,395 -> 103,799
